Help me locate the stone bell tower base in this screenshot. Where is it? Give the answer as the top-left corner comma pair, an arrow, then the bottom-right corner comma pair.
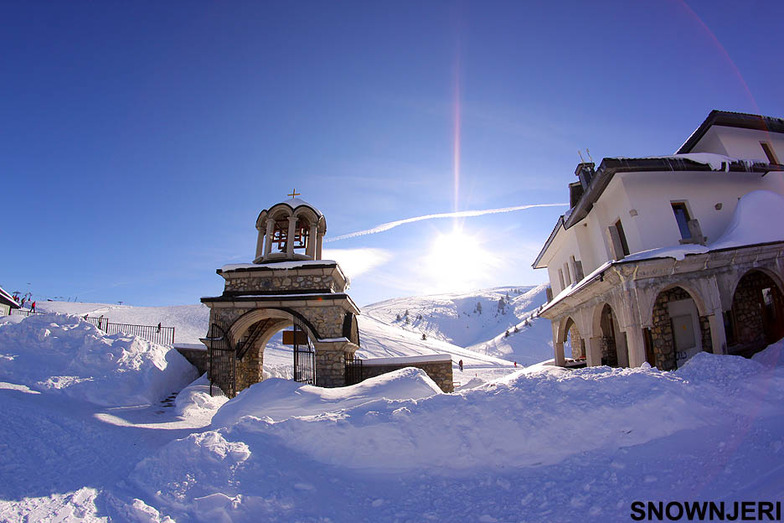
202,260 -> 361,393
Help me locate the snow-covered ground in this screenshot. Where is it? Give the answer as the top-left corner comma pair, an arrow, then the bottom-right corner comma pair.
1,311 -> 783,521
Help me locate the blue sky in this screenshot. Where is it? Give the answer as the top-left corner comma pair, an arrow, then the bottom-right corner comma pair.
2,1 -> 783,307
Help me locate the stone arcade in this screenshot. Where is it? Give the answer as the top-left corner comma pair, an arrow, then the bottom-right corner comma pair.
201,196 -> 361,396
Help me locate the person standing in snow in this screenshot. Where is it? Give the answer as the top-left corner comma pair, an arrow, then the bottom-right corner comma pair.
458,359 -> 463,372
31,301 -> 36,313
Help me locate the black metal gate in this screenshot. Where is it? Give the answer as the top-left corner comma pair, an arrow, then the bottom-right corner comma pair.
206,323 -> 236,397
345,354 -> 364,386
292,321 -> 316,384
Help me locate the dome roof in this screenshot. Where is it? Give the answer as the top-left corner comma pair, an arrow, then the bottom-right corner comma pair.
266,197 -> 323,217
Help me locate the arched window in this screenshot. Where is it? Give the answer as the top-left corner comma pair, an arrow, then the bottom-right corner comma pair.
271,217 -> 289,252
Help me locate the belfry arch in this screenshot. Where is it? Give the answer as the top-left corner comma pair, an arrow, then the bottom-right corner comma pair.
202,195 -> 360,397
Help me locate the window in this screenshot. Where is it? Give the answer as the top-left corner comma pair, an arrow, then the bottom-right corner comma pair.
614,219 -> 630,256
761,142 -> 780,164
671,202 -> 692,240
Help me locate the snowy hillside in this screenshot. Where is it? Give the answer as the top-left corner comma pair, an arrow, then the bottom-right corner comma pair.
1,312 -> 783,521
35,284 -> 555,376
363,284 -> 553,365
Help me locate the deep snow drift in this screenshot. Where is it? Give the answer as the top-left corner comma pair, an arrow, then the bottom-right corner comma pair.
1,312 -> 783,522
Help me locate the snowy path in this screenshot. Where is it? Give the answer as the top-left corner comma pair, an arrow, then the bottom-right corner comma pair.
0,386 -> 205,500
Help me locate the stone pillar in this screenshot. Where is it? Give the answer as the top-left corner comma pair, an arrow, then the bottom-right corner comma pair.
587,336 -> 603,367
316,232 -> 323,261
264,219 -> 275,257
255,227 -> 265,262
616,331 -> 630,367
286,216 -> 297,257
307,223 -> 318,259
624,327 -> 648,367
708,313 -> 727,355
314,341 -> 352,387
554,341 -> 566,366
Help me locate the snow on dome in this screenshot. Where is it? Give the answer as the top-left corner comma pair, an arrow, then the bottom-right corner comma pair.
268,197 -> 323,216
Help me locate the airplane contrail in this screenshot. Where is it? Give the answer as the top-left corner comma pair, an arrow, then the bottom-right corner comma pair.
325,203 -> 568,243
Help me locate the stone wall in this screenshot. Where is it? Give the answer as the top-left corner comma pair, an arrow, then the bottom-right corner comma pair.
730,271 -> 767,350
224,273 -> 338,294
360,360 -> 454,393
650,287 -> 712,371
175,346 -> 210,375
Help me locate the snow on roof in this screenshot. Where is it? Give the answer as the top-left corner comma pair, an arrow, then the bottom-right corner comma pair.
220,260 -> 338,272
361,353 -> 454,366
0,286 -> 20,309
609,153 -> 765,172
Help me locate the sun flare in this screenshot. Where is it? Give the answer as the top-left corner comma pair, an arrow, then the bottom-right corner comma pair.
424,228 -> 498,293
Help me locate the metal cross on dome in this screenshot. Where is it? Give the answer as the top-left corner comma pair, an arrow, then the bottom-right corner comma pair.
288,189 -> 301,199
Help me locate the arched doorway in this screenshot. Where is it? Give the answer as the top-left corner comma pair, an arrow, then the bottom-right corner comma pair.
726,270 -> 784,357
233,313 -> 317,392
650,286 -> 711,370
599,304 -> 621,367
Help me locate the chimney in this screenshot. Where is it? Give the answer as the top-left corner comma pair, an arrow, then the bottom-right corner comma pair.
575,162 -> 595,190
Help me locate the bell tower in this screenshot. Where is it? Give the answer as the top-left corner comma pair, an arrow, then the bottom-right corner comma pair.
253,191 -> 327,263
201,193 -> 360,397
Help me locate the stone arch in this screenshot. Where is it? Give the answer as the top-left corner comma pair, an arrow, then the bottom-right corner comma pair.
592,303 -> 626,367
726,269 -> 784,357
640,281 -> 711,327
229,307 -> 320,345
649,285 -> 712,371
228,308 -> 320,391
563,317 -> 585,360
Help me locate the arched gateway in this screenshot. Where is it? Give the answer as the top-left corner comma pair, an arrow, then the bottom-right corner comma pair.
201,195 -> 360,397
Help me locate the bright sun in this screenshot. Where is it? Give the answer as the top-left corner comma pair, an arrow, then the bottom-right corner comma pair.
424,228 -> 497,292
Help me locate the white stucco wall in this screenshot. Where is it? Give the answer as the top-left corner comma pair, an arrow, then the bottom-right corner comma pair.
691,126 -> 784,163
619,169 -> 784,250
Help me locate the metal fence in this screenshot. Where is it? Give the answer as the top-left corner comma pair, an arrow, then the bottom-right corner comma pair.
10,309 -> 175,346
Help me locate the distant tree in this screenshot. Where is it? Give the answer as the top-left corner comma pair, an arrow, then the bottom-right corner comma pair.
396,313 -> 401,321
514,325 -> 519,333
504,329 -> 510,338
404,309 -> 409,318
421,333 -> 427,340
475,302 -> 483,314
405,317 -> 410,324
497,298 -> 506,314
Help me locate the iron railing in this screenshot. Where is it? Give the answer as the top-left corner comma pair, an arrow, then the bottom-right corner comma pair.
10,309 -> 175,346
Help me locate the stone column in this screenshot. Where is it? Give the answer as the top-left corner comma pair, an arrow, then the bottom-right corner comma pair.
554,341 -> 566,366
624,326 -> 648,367
264,219 -> 275,257
316,232 -> 323,260
255,227 -> 265,262
587,336 -> 603,367
307,223 -> 318,259
708,313 -> 727,355
314,341 -> 349,387
286,216 -> 297,257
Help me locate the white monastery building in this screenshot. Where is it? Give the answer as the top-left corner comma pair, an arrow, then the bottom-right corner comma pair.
533,110 -> 784,370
